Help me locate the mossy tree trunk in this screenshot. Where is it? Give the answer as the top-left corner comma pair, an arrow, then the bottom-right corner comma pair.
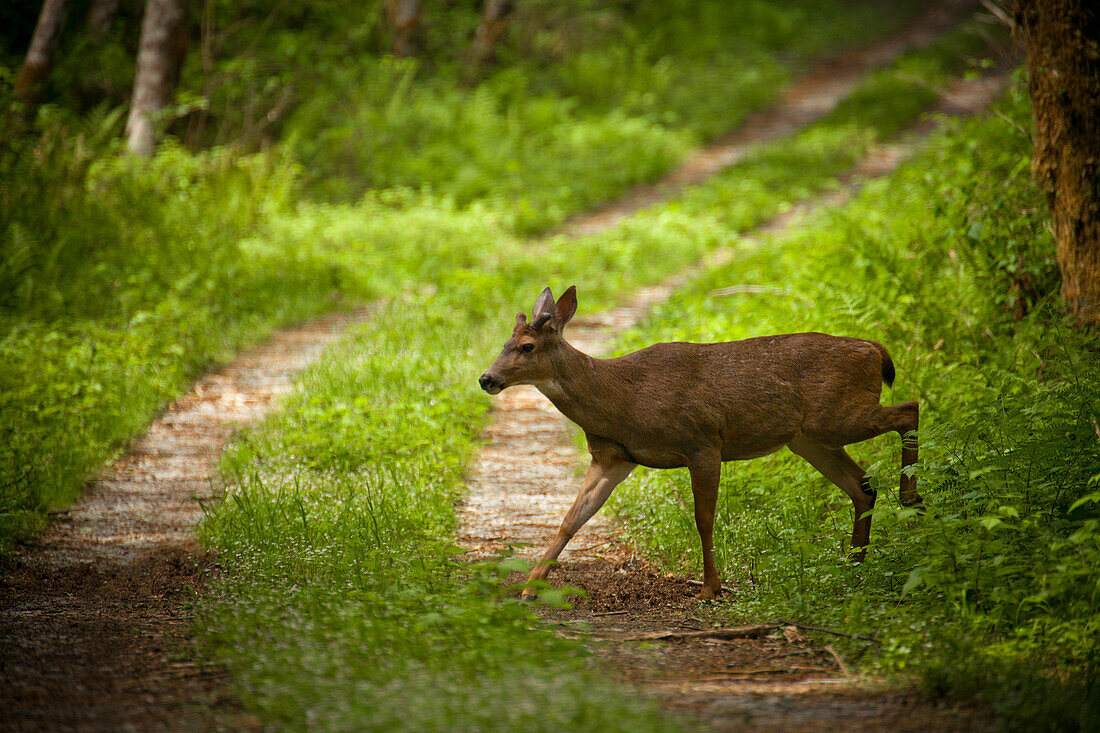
13,0 -> 71,123
126,0 -> 189,156
1017,0 -> 1100,326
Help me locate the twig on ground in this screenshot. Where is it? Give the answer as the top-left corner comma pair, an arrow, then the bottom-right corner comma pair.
643,666 -> 835,683
685,579 -> 734,593
592,610 -> 628,617
824,644 -> 851,675
615,618 -> 877,644
772,620 -> 879,644
618,625 -> 771,642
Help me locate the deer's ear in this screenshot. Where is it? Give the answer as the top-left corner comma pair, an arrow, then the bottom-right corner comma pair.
532,287 -> 555,320
555,285 -> 577,326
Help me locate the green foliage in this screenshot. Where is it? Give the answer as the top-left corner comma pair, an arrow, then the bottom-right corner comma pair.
607,82 -> 1096,723
199,0 -> 920,231
290,62 -> 694,232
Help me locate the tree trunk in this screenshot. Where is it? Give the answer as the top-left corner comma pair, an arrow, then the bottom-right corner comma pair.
12,0 -> 71,122
470,0 -> 513,67
86,0 -> 122,37
1017,0 -> 1100,326
386,0 -> 422,58
126,0 -> 189,156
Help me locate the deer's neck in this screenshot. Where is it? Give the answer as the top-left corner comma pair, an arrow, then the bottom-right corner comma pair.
536,340 -> 624,436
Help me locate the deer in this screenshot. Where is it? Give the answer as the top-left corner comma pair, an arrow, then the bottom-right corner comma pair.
478,285 -> 921,600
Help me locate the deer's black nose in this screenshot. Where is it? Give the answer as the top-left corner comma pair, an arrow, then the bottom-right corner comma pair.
478,374 -> 495,391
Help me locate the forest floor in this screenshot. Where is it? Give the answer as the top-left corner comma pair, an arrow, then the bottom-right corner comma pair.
0,1 -> 1006,728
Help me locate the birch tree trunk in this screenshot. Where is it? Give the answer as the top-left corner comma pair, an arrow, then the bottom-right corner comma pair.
126,0 -> 189,156
1017,0 -> 1100,326
386,0 -> 423,58
86,0 -> 122,37
470,0 -> 513,68
13,0 -> 71,122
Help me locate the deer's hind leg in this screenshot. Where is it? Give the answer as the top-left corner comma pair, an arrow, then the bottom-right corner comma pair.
787,438 -> 876,561
808,398 -> 922,508
885,400 -> 921,507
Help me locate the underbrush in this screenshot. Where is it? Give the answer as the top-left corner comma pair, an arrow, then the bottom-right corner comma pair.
209,0 -> 920,230
607,81 -> 1097,727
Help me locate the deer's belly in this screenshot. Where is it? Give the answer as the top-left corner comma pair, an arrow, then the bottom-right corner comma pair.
721,441 -> 786,461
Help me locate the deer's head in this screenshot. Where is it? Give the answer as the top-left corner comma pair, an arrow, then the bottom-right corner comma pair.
478,285 -> 577,395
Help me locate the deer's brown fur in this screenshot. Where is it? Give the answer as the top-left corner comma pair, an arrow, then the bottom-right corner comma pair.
479,286 -> 921,599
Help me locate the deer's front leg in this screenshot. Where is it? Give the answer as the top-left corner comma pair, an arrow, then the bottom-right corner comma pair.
688,452 -> 723,600
522,455 -> 635,599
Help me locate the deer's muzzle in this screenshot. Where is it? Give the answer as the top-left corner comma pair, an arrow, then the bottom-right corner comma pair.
478,373 -> 503,395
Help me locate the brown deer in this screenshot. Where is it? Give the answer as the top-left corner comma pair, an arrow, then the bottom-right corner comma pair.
478,286 -> 921,599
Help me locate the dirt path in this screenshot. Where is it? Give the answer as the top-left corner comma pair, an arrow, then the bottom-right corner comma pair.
0,2 -> 997,729
0,308 -> 372,731
459,70 -> 1007,732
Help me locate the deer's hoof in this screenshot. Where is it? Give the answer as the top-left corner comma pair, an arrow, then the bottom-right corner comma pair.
521,588 -> 538,601
698,585 -> 721,601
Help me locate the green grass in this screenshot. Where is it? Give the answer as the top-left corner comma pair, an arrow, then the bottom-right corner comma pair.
0,1 -> 956,551
604,80 -> 1097,728
191,30 -> 1010,730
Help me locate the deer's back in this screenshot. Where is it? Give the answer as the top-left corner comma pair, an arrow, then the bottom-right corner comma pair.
597,332 -> 889,465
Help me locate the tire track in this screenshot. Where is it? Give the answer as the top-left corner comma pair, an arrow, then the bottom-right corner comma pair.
0,307 -> 373,731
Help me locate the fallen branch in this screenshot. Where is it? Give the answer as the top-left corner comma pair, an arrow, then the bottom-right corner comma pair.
617,624 -> 771,642
772,620 -> 879,644
617,620 -> 878,645
642,666 -> 836,683
685,579 -> 734,593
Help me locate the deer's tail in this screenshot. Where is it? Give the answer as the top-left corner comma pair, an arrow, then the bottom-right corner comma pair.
871,341 -> 895,388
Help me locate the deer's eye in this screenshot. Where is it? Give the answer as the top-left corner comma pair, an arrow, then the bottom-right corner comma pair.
521,342 -> 535,353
